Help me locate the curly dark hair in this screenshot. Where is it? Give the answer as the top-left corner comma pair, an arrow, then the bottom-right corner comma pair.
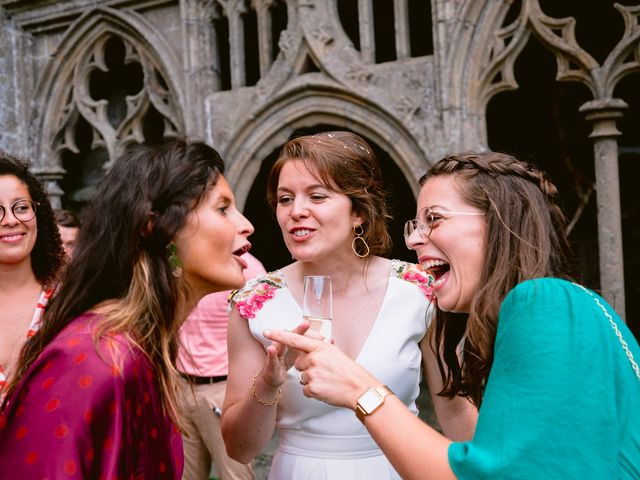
0,151 -> 64,286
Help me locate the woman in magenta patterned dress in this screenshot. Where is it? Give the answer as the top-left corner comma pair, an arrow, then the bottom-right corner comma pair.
0,152 -> 64,395
0,140 -> 255,479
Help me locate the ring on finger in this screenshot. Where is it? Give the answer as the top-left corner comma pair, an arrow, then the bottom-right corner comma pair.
298,372 -> 306,385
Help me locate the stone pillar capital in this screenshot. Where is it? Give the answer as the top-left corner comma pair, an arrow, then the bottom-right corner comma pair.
579,98 -> 628,139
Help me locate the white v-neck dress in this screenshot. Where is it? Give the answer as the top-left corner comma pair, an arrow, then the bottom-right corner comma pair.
230,260 -> 434,480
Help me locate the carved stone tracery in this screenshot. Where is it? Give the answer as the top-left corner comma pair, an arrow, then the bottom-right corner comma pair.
475,1 -> 640,109
52,33 -> 181,169
27,8 -> 186,207
0,0 -> 636,322
469,0 -> 640,319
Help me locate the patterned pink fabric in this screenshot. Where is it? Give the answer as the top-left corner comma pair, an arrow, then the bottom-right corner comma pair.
0,287 -> 56,393
0,313 -> 183,479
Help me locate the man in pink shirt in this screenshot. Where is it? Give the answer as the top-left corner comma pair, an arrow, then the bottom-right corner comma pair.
178,252 -> 265,480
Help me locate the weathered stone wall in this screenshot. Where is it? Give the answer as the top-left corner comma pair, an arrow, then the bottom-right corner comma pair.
0,0 -> 637,322
0,11 -> 18,154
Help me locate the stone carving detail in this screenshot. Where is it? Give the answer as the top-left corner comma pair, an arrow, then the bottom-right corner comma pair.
344,64 -> 377,85
207,0 -> 289,89
309,25 -> 334,46
51,34 -> 181,167
605,4 -> 640,94
472,0 -> 640,319
477,0 -> 640,108
278,29 -> 297,55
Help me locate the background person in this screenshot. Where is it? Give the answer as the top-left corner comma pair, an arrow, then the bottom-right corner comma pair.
0,152 -> 64,395
222,132 -> 477,480
0,139 -> 254,479
178,252 -> 265,480
265,151 -> 640,480
53,209 -> 80,259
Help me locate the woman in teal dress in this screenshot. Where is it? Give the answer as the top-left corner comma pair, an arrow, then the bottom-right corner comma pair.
265,151 -> 640,479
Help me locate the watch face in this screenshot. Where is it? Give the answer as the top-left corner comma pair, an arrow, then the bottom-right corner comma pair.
358,389 -> 383,413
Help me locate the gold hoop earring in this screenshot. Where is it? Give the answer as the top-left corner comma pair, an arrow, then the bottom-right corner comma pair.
351,224 -> 370,258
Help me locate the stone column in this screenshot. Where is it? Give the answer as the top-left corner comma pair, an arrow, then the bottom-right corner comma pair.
394,0 -> 410,60
229,4 -> 246,88
256,1 -> 273,78
358,0 -> 375,63
579,98 -> 627,320
33,166 -> 66,210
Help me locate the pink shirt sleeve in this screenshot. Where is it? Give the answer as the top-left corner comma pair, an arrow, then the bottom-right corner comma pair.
177,253 -> 266,376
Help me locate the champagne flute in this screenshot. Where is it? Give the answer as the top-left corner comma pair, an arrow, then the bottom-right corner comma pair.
303,276 -> 333,340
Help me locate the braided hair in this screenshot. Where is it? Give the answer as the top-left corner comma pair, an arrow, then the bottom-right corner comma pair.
423,151 -> 577,407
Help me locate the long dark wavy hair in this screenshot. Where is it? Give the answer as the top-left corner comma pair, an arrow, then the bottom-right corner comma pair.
425,152 -> 577,407
0,151 -> 64,285
6,139 -> 225,426
266,131 -> 392,258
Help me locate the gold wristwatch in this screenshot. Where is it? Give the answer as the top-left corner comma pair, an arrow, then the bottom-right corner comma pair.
355,385 -> 394,423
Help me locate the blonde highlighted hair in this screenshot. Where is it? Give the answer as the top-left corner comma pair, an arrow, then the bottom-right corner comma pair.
7,139 -> 225,429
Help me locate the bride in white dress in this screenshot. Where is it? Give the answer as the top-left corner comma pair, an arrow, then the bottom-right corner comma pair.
222,132 -> 477,479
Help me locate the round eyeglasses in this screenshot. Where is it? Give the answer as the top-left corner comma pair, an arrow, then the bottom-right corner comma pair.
404,207 -> 485,241
0,200 -> 39,223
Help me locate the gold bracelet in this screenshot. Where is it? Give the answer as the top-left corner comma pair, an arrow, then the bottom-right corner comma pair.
251,373 -> 282,407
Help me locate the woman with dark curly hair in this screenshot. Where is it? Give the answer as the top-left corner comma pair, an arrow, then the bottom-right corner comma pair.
0,151 -> 64,393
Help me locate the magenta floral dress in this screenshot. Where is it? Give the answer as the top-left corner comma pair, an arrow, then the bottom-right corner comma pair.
0,313 -> 183,479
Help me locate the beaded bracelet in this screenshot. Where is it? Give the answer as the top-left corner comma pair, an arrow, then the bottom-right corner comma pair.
251,373 -> 282,407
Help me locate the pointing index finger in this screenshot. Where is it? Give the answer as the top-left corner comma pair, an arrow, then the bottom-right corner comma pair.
264,329 -> 320,353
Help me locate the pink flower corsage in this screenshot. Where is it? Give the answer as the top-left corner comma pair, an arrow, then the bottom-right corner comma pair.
392,260 -> 435,300
229,272 -> 285,320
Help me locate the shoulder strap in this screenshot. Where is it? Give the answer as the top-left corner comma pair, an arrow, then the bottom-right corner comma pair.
575,284 -> 639,381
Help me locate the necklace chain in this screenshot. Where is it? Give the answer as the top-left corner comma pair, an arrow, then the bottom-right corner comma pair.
575,284 -> 640,381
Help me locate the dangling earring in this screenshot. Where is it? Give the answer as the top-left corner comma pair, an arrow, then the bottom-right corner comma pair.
167,243 -> 182,277
351,224 -> 370,258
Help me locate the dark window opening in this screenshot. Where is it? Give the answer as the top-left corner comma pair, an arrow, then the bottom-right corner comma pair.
487,36 -> 597,293
298,52 -> 322,74
243,7 -> 260,86
338,0 -> 360,50
271,0 -> 289,62
408,0 -> 433,56
615,73 -> 640,339
373,0 -> 396,63
60,116 -> 109,212
141,104 -> 165,144
212,15 -> 231,90
89,36 -> 143,128
502,0 -> 522,27
539,0 -> 628,65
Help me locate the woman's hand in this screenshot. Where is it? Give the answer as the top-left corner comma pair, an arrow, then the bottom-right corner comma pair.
261,321 -> 310,387
264,329 -> 380,409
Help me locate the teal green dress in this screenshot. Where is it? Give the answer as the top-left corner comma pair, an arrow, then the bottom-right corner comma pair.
448,278 -> 640,479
